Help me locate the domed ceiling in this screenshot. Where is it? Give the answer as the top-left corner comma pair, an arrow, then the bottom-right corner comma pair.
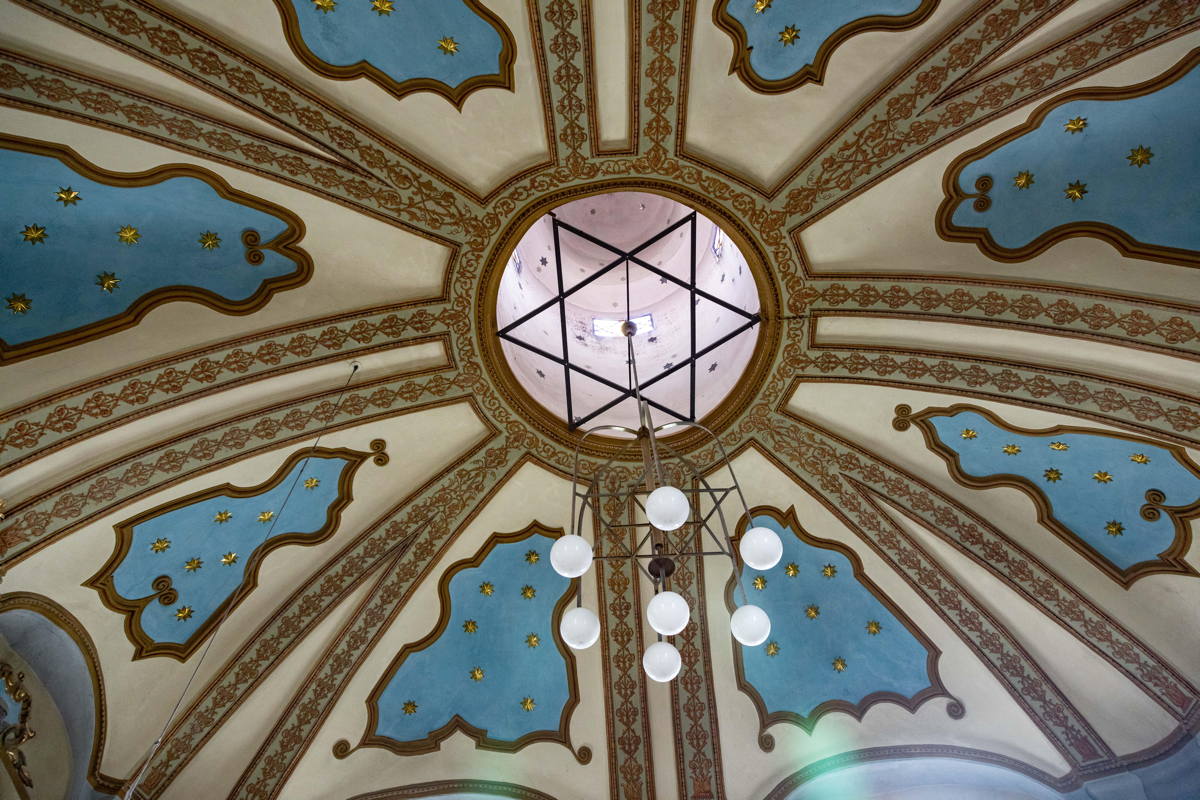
0,1 -> 1198,799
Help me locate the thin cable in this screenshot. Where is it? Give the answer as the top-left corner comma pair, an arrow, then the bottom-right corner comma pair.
123,362 -> 361,799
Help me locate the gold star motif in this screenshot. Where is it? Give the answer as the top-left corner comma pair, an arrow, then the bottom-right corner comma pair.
525,632 -> 540,648
1064,116 -> 1087,133
784,562 -> 799,577
21,224 -> 47,244
258,510 -> 275,523
463,619 -> 478,633
525,549 -> 540,564
214,510 -> 232,523
184,557 -> 203,572
150,538 -> 171,553
96,272 -> 121,293
1002,444 -> 1021,455
1092,471 -> 1113,483
117,225 -> 140,245
1126,145 -> 1152,167
480,581 -> 494,596
5,294 -> 31,315
198,231 -> 221,250
764,641 -> 780,657
221,552 -> 238,565
821,564 -> 837,579
469,666 -> 484,682
312,0 -> 335,12
753,0 -> 772,12
1064,181 -> 1087,201
866,620 -> 882,635
1013,171 -> 1034,189
520,696 -> 535,712
778,24 -> 799,45
520,585 -> 536,599
1105,520 -> 1124,537
55,186 -> 80,206
1130,453 -> 1150,464
175,606 -> 193,621
1044,468 -> 1063,483
752,575 -> 767,591
805,605 -> 819,619
960,429 -> 977,440
832,657 -> 847,672
437,36 -> 459,55
371,0 -> 394,14
402,700 -> 417,715
304,477 -> 320,490
1049,441 -> 1069,451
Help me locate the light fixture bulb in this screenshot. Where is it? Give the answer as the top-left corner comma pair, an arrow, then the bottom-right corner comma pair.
550,534 -> 593,578
740,526 -> 783,571
645,590 -> 690,636
642,640 -> 682,682
646,485 -> 689,531
730,604 -> 771,646
560,607 -> 601,650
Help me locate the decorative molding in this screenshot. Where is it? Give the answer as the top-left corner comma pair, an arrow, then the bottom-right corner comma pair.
936,48 -> 1200,267
346,779 -> 560,800
894,403 -> 1200,586
0,662 -> 34,795
0,133 -> 312,365
85,442 -> 387,660
272,0 -> 518,110
713,0 -> 939,94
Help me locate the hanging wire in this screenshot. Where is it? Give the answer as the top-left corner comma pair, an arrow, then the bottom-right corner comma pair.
123,361 -> 362,800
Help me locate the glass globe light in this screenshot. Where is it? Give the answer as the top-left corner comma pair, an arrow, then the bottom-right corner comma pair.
646,486 -> 690,531
550,534 -> 593,578
560,607 -> 601,650
645,590 -> 690,636
642,640 -> 682,682
730,604 -> 771,646
740,526 -> 783,571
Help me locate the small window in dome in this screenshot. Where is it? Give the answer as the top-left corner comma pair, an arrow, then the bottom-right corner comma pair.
593,314 -> 654,338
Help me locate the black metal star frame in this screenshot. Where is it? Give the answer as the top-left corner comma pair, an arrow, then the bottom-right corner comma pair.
498,211 -> 760,430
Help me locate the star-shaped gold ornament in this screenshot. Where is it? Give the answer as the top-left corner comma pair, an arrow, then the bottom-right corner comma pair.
524,549 -> 540,564
184,557 -> 203,572
151,537 -> 171,553
1013,171 -> 1034,189
55,186 -> 80,206
960,429 -> 977,440
1105,520 -> 1124,537
117,225 -> 140,245
1064,116 -> 1087,133
805,605 -> 819,619
402,700 -> 417,714
469,666 -> 484,682
1049,441 -> 1069,451
1002,444 -> 1021,455
214,510 -> 232,523
752,575 -> 767,591
5,294 -> 31,314
96,272 -> 121,293
304,477 -> 320,490
778,24 -> 799,45
784,562 -> 799,577
821,564 -> 837,579
21,224 -> 47,245
1126,145 -> 1152,167
480,581 -> 494,596
175,606 -> 193,621
371,0 -> 394,14
520,696 -> 535,712
437,36 -> 459,55
198,231 -> 221,250
520,585 -> 536,599
1130,453 -> 1150,464
1092,471 -> 1113,483
1064,181 -> 1087,201
832,657 -> 847,672
764,641 -> 780,657
221,552 -> 238,565
1043,468 -> 1062,483
753,0 -> 772,12
525,633 -> 540,648
258,510 -> 275,523
463,619 -> 478,633
866,620 -> 882,635
312,0 -> 335,12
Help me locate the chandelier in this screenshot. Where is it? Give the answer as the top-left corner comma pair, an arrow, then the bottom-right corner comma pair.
549,318 -> 782,682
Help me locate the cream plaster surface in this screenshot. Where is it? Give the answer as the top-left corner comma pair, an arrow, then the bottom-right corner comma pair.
797,31 -> 1200,303
0,638 -> 71,800
279,459 -> 607,800
590,0 -> 632,151
976,0 -> 1135,77
786,381 -> 1200,685
153,0 -> 549,197
0,401 -> 488,775
0,107 -> 450,404
683,0 -> 973,189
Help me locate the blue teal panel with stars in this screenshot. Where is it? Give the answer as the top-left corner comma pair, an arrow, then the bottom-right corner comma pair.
107,453 -> 352,646
721,0 -> 924,83
287,0 -> 508,94
0,143 -> 306,353
924,409 -> 1200,573
946,57 -> 1200,257
372,531 -> 573,747
735,513 -> 934,722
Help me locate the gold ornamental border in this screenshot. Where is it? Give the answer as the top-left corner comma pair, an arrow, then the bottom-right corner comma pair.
477,179 -> 782,460
0,133 -> 314,366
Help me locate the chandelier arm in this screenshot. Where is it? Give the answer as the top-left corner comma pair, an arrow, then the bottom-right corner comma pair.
570,424 -> 639,537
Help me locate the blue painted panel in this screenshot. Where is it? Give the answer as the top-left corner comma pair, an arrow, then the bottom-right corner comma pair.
737,514 -> 932,719
724,0 -> 922,81
374,533 -> 571,744
110,454 -> 352,645
926,410 -> 1200,571
0,146 -> 301,348
289,0 -> 505,89
950,61 -> 1200,254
